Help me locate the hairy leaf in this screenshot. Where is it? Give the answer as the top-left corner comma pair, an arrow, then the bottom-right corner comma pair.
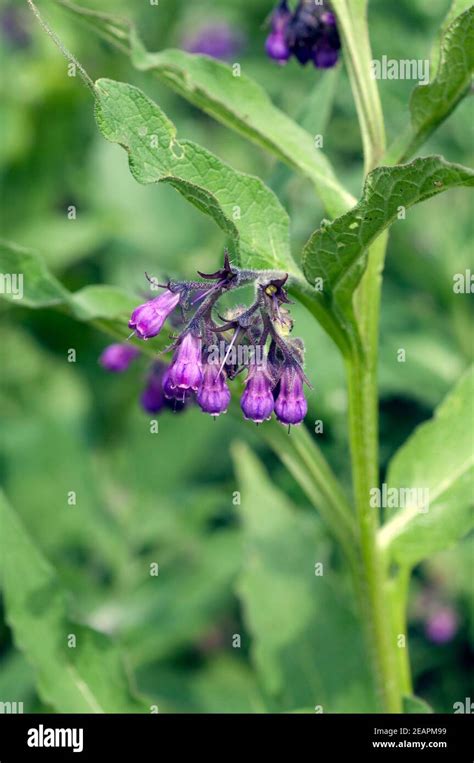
302,157 -> 474,328
378,366 -> 474,566
93,78 -> 298,275
56,1 -> 355,217
387,5 -> 474,163
409,6 -> 474,153
129,34 -> 355,218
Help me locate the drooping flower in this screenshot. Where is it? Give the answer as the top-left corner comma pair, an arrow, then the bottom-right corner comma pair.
265,0 -> 340,69
240,363 -> 275,423
167,331 -> 203,391
274,365 -> 308,425
104,254 -> 311,427
129,289 -> 181,340
99,343 -> 140,373
197,361 -> 231,416
265,0 -> 292,63
313,11 -> 340,68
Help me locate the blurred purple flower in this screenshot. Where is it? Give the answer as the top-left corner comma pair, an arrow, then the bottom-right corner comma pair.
1,6 -> 31,49
99,343 -> 139,373
140,364 -> 166,414
425,607 -> 459,644
182,22 -> 245,60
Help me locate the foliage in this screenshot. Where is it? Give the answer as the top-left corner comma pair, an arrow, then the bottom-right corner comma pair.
0,0 -> 472,713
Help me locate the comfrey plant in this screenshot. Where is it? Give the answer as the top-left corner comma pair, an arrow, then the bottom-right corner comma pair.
10,0 -> 473,714
102,254 -> 309,425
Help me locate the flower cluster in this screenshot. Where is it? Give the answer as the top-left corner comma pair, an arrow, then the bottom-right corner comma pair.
265,0 -> 340,68
100,253 -> 310,427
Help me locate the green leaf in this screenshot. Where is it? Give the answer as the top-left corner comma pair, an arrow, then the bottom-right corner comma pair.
402,695 -> 433,714
93,78 -> 297,274
431,1 -> 473,75
137,656 -> 267,713
386,5 -> 474,163
378,366 -> 474,567
302,157 -> 474,331
0,491 -> 146,712
128,34 -> 355,218
120,531 -> 242,667
0,240 -> 157,354
0,238 -> 67,307
232,443 -> 375,712
409,6 -> 474,151
55,1 -> 355,217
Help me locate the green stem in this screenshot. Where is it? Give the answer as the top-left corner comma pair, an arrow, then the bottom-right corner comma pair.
331,0 -> 386,174
386,566 -> 413,697
346,342 -> 400,713
346,231 -> 404,712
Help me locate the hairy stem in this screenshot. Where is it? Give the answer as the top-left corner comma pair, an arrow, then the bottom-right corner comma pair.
386,566 -> 413,697
346,336 -> 401,712
349,231 -> 405,711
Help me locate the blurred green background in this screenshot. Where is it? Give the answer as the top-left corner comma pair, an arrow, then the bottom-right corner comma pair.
0,0 -> 472,712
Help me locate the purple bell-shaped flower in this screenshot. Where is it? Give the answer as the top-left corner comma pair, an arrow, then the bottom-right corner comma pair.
197,362 -> 231,416
167,332 -> 203,392
274,366 -> 308,425
241,363 -> 275,423
129,289 -> 181,340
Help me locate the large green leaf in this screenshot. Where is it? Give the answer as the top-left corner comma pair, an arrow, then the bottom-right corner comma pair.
386,4 -> 474,163
93,78 -> 297,275
128,35 -> 355,218
378,366 -> 474,567
0,240 -> 157,354
302,157 -> 474,329
232,443 -> 375,712
56,0 -> 355,217
0,492 -> 146,712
